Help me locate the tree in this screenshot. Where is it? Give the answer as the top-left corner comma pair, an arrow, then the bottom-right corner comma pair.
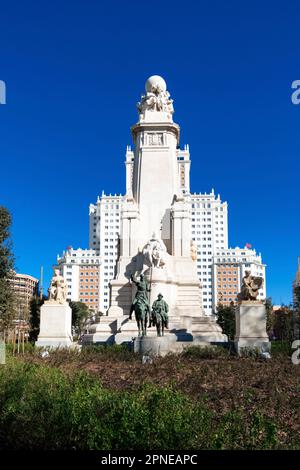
293,285 -> 300,339
273,306 -> 294,342
70,301 -> 93,337
29,295 -> 46,342
216,302 -> 235,340
0,206 -> 16,337
265,297 -> 274,338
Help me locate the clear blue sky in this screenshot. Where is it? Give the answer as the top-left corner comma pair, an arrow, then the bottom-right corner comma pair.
0,0 -> 299,305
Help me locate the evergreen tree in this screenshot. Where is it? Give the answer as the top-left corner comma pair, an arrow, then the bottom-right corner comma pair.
273,306 -> 294,342
70,301 -> 93,337
216,302 -> 236,340
265,297 -> 274,338
293,285 -> 300,339
29,295 -> 46,342
0,206 -> 16,337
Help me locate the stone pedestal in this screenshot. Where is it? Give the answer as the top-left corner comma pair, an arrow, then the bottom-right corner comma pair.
115,318 -> 140,344
234,301 -> 270,354
36,302 -> 72,348
82,314 -> 123,345
133,334 -> 177,357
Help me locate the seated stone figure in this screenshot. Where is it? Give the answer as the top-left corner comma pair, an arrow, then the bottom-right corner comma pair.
48,269 -> 67,304
238,270 -> 263,301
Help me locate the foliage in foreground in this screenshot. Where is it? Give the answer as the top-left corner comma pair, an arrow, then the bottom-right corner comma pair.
0,206 -> 16,335
182,345 -> 231,359
0,358 -> 297,450
215,303 -> 235,340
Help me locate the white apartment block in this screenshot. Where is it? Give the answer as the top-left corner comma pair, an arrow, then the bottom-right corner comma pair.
86,145 -> 265,316
189,190 -> 228,314
89,193 -> 122,312
87,146 -> 230,315
212,247 -> 266,312
56,248 -> 101,311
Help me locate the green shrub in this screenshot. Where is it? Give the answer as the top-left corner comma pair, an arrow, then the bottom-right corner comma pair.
0,357 -> 292,450
271,340 -> 293,357
239,347 -> 262,359
182,345 -> 230,359
5,342 -> 36,356
80,343 -> 136,362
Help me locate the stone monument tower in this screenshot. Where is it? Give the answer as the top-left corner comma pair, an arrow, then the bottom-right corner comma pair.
86,75 -> 226,348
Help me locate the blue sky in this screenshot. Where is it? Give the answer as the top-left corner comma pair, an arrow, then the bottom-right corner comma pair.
0,0 -> 299,305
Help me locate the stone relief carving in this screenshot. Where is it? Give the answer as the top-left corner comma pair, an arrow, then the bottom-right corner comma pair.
148,133 -> 163,146
142,233 -> 167,269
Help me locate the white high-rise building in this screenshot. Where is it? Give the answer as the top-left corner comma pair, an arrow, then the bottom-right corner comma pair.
212,247 -> 266,312
189,191 -> 228,314
56,248 -> 101,311
88,191 -> 228,315
89,193 -> 122,312
84,77 -> 264,318
51,75 -> 266,331
88,142 -> 230,315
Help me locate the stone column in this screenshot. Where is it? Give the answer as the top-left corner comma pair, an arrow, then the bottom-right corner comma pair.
171,199 -> 191,257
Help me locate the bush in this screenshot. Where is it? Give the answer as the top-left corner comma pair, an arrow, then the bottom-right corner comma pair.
0,359 -> 200,450
238,347 -> 262,359
182,345 -> 230,359
81,343 -> 136,362
271,340 -> 293,357
0,357 -> 295,450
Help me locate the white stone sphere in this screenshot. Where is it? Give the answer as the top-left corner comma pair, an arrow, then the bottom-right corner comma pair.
145,75 -> 167,93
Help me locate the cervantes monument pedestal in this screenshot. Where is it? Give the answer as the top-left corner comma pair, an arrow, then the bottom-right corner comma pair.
84,75 -> 226,352
36,269 -> 73,348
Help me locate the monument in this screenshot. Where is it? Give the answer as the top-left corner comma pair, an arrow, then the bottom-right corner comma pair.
84,75 -> 227,353
36,269 -> 73,348
234,271 -> 270,354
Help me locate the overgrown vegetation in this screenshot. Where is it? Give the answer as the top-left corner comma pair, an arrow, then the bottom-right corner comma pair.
1,356 -> 298,450
182,345 -> 230,359
0,207 -> 16,337
216,302 -> 235,340
70,301 -> 94,337
29,295 -> 46,341
0,345 -> 299,450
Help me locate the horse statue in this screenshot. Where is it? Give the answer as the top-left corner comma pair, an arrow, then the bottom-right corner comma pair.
129,273 -> 151,337
129,297 -> 150,337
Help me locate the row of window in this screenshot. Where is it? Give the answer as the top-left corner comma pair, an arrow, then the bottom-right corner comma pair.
80,273 -> 99,277
80,292 -> 98,296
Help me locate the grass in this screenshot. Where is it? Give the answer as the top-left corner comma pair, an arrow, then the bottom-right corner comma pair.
0,356 -> 294,450
0,342 -> 300,450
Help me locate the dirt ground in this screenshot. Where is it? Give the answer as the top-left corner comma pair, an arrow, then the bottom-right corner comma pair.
21,349 -> 300,435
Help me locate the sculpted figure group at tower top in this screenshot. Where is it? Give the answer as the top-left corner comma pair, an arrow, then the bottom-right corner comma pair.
137,75 -> 174,120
